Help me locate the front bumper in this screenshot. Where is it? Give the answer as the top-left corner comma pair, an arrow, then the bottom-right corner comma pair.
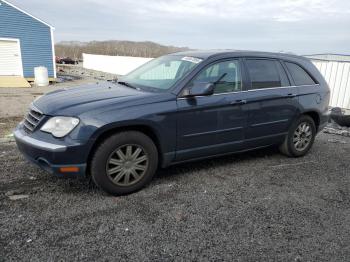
14,127 -> 88,177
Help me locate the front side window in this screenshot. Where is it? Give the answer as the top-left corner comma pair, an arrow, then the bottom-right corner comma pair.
122,55 -> 202,91
285,62 -> 316,86
189,60 -> 242,94
246,59 -> 284,89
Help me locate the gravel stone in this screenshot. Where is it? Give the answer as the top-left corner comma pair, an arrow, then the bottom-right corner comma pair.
1,132 -> 350,261
8,194 -> 29,201
5,189 -> 24,196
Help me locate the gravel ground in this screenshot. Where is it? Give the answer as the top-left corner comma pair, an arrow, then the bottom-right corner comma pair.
1,131 -> 350,261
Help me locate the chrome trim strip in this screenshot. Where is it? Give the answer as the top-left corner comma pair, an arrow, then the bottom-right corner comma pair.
24,116 -> 37,126
14,130 -> 67,152
177,84 -> 320,100
243,84 -> 319,92
22,104 -> 44,133
28,111 -> 41,121
23,121 -> 34,131
30,103 -> 43,114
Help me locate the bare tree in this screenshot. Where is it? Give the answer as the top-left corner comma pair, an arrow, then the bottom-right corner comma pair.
55,40 -> 190,59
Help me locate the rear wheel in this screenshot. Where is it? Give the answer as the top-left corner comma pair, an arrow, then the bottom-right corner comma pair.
279,115 -> 316,157
91,131 -> 158,195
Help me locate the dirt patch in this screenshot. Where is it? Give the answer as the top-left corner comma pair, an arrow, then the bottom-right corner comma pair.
0,76 -> 96,118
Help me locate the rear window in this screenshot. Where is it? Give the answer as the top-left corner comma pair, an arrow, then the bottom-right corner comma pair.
246,59 -> 284,89
285,62 -> 316,86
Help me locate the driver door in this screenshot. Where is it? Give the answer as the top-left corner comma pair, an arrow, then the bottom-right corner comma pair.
176,59 -> 247,161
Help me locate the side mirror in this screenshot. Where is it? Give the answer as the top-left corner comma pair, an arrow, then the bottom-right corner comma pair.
184,82 -> 214,97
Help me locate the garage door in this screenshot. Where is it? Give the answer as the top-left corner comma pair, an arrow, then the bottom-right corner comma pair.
0,39 -> 23,76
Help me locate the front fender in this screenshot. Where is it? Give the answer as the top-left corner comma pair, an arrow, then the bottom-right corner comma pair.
69,99 -> 178,165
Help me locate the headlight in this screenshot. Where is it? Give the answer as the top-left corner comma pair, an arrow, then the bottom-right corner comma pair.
40,117 -> 79,138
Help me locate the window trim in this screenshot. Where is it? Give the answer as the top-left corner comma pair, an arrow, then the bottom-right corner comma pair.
177,83 -> 319,100
276,60 -> 291,87
178,57 -> 244,98
177,57 -> 320,99
282,60 -> 319,86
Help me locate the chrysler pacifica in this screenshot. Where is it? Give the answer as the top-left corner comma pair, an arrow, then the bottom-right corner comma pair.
14,51 -> 330,195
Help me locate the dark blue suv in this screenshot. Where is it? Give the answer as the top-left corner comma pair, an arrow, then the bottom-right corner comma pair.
14,51 -> 330,195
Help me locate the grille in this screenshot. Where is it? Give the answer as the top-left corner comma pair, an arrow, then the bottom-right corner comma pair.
23,105 -> 44,133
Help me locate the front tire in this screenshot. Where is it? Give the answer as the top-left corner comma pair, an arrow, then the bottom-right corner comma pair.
279,115 -> 316,157
91,131 -> 158,195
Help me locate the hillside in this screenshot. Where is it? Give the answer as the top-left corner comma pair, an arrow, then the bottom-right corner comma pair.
55,40 -> 190,59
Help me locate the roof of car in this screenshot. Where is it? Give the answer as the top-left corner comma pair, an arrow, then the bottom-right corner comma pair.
172,49 -> 307,61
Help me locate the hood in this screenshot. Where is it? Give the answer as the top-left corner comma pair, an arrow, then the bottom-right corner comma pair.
34,82 -> 153,115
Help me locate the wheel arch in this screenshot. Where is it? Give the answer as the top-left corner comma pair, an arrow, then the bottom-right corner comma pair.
86,123 -> 164,174
302,111 -> 320,130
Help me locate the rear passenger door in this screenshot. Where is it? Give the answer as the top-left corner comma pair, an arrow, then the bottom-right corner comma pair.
243,58 -> 299,147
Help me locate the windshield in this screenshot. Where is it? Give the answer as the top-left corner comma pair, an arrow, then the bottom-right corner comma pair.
120,55 -> 203,91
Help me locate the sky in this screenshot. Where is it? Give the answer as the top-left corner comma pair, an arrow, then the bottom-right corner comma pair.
9,0 -> 350,55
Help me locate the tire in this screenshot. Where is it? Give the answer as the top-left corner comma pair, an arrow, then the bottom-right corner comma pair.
91,131 -> 158,195
279,115 -> 316,157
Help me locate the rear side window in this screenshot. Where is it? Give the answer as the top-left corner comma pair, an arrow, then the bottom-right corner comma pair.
285,62 -> 316,86
246,59 -> 286,89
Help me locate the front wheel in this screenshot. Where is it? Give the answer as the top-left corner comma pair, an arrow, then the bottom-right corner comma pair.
91,131 -> 158,195
279,115 -> 316,157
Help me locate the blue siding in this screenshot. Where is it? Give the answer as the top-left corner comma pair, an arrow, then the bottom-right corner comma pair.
0,1 -> 54,77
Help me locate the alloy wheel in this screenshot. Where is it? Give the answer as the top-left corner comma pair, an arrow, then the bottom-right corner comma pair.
293,122 -> 313,152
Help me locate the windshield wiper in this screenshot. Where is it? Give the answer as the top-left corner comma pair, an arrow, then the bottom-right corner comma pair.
213,73 -> 227,84
117,81 -> 140,90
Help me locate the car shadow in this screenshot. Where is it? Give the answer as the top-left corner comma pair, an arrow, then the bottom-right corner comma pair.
154,145 -> 280,181
22,145 -> 280,197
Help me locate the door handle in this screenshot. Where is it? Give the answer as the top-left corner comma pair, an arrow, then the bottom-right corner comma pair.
230,99 -> 247,105
285,93 -> 297,98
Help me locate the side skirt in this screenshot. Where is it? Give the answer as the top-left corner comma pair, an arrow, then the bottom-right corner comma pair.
164,144 -> 275,168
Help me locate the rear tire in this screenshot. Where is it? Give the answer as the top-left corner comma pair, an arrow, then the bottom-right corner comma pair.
279,115 -> 316,157
91,131 -> 158,195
